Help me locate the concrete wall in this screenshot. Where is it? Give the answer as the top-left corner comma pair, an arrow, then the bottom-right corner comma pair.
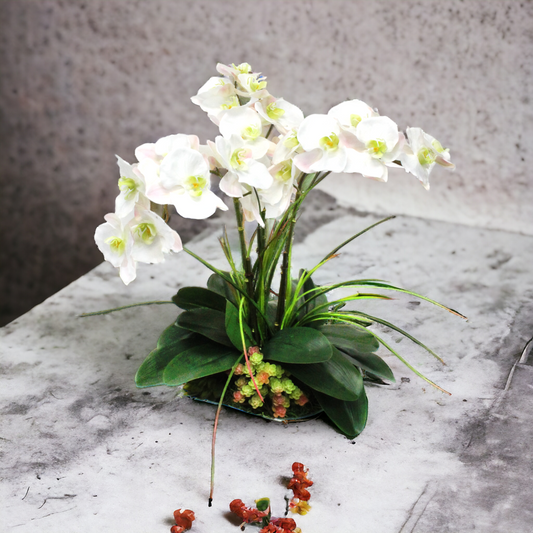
1,0 -> 532,325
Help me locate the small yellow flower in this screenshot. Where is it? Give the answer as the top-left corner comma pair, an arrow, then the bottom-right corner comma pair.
289,499 -> 311,515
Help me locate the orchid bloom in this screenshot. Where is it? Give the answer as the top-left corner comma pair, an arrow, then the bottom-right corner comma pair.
218,106 -> 273,158
344,115 -> 405,181
327,98 -> 378,135
292,114 -> 351,173
400,127 -> 455,189
130,206 -> 182,264
94,213 -> 136,285
271,129 -> 301,165
214,135 -> 273,192
256,96 -> 304,135
145,147 -> 228,219
115,155 -> 150,217
190,76 -> 239,124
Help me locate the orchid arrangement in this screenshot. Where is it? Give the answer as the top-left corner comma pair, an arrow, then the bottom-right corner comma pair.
91,62 -> 462,499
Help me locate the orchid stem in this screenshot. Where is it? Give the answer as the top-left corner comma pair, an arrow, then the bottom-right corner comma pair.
209,355 -> 243,506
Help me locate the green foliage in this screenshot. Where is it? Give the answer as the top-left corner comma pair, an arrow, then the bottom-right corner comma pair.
262,327 -> 333,364
130,179 -> 461,439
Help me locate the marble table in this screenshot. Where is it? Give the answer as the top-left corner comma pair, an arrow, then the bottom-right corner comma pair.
2,198 -> 533,532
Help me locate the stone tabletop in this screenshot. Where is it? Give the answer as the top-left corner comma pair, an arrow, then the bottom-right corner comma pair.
2,205 -> 533,532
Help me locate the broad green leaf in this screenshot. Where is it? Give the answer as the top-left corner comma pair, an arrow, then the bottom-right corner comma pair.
314,388 -> 368,439
177,308 -> 233,347
207,272 -> 238,305
157,322 -> 197,348
135,336 -> 211,388
163,343 -> 240,386
262,327 -> 333,364
172,286 -> 227,312
317,323 -> 379,355
225,300 -> 255,351
338,350 -> 395,382
284,348 -> 363,401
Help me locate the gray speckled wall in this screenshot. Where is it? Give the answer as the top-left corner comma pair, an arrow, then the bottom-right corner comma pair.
1,0 -> 532,325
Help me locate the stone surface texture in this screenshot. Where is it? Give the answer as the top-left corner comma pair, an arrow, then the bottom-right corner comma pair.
1,0 -> 532,325
1,207 -> 533,532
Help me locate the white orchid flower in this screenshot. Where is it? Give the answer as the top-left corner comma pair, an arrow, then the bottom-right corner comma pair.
94,212 -> 137,285
190,76 -> 240,124
130,206 -> 182,264
214,135 -> 273,191
272,129 -> 301,165
216,62 -> 253,83
292,114 -> 350,173
328,99 -> 378,135
400,127 -> 455,190
343,116 -> 405,181
218,106 -> 272,159
256,96 -> 304,135
115,156 -> 151,217
262,159 -> 299,219
146,147 -> 227,219
135,134 -> 199,165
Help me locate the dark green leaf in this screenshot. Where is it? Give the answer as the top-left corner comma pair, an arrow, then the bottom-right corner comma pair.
338,349 -> 395,382
157,322 -> 197,348
255,498 -> 270,512
225,300 -> 255,351
317,323 -> 379,355
172,286 -> 227,312
263,327 -> 333,364
135,336 -> 211,388
300,272 -> 328,318
163,343 -> 240,386
207,272 -> 238,305
177,308 -> 233,347
284,348 -> 363,400
314,388 -> 368,439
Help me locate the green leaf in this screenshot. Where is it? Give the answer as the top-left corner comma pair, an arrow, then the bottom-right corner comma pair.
300,272 -> 328,318
255,498 -> 270,512
225,300 -> 255,351
177,308 -> 233,347
163,343 -> 240,386
172,286 -> 227,312
262,327 -> 333,364
207,272 -> 238,305
317,323 -> 379,355
157,322 -> 197,348
338,350 -> 395,382
314,388 -> 368,439
284,348 -> 363,401
135,336 -> 211,388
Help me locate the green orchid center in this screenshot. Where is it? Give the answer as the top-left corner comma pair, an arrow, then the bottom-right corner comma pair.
233,62 -> 252,74
118,177 -> 137,200
105,236 -> 126,255
367,139 -> 387,158
266,102 -> 285,121
319,133 -> 339,152
242,125 -> 260,141
350,114 -> 362,128
431,139 -> 446,153
276,161 -> 293,182
135,223 -> 157,245
283,132 -> 299,149
418,147 -> 436,166
248,76 -> 267,93
221,95 -> 239,110
230,148 -> 248,170
183,175 -> 207,197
